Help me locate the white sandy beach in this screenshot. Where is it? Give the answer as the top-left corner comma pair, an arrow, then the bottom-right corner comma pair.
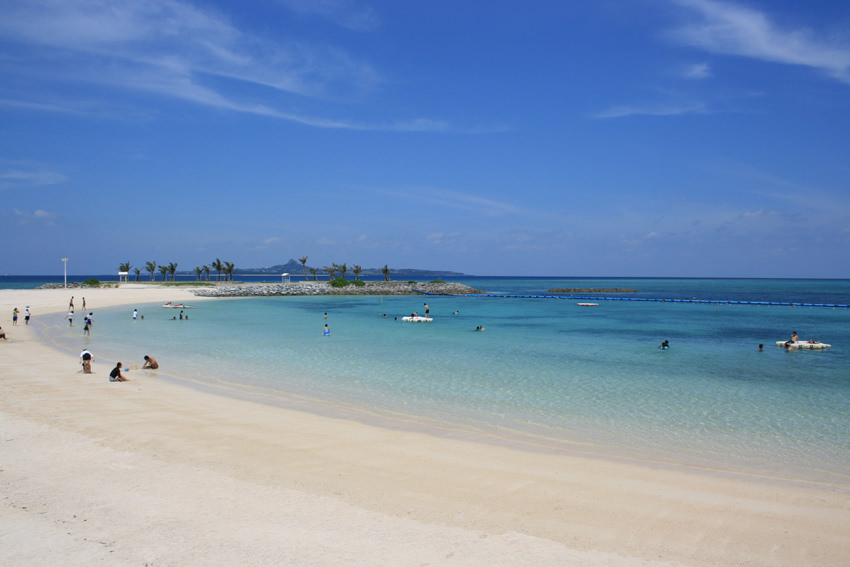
1,286 -> 848,566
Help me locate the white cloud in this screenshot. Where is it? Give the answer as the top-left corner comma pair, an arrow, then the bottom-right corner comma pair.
685,62 -> 712,79
281,0 -> 379,32
0,168 -> 67,190
374,186 -> 524,217
669,0 -> 850,84
0,0 -> 447,131
593,102 -> 707,119
14,208 -> 58,225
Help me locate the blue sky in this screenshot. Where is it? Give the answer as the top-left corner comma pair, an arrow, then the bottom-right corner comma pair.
2,0 -> 849,277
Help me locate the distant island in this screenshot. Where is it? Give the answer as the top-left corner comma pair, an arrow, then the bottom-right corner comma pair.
548,288 -> 637,293
235,259 -> 466,279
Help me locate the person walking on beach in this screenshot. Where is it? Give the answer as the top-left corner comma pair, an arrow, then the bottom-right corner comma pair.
142,355 -> 159,369
80,349 -> 93,373
69,296 -> 74,310
109,362 -> 128,382
24,307 -> 30,325
12,307 -> 19,326
82,297 -> 86,310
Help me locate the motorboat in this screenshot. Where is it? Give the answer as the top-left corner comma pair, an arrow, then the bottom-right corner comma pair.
162,302 -> 194,309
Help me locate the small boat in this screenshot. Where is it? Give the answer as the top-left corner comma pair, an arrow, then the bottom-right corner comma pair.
401,316 -> 433,322
775,340 -> 831,350
577,302 -> 599,307
162,302 -> 194,309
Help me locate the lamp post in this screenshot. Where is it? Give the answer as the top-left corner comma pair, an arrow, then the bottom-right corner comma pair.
62,257 -> 68,289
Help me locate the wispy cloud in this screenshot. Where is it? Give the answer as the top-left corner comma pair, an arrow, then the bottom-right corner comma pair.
668,0 -> 850,84
593,102 -> 707,119
0,0 -> 444,131
684,62 -> 712,79
14,208 -> 58,225
281,0 -> 379,32
371,186 -> 525,217
0,168 -> 67,190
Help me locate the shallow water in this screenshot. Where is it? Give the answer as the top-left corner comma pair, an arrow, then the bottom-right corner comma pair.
38,277 -> 850,485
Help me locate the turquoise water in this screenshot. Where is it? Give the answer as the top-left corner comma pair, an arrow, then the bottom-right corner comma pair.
34,278 -> 850,485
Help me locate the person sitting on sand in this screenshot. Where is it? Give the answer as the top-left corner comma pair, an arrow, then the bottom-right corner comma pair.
0,326 -> 7,341
109,362 -> 128,382
142,355 -> 159,369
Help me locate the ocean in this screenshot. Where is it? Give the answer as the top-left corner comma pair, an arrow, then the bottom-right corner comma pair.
12,276 -> 850,486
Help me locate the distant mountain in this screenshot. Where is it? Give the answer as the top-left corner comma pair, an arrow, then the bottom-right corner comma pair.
240,259 -> 466,278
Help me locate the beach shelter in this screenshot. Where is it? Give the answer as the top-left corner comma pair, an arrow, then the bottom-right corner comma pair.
118,271 -> 129,283
281,273 -> 290,283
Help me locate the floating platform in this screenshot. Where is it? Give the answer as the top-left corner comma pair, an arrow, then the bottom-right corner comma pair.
401,316 -> 433,322
775,340 -> 831,349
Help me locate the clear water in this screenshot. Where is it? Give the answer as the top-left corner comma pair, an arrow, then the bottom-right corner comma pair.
33,277 -> 850,486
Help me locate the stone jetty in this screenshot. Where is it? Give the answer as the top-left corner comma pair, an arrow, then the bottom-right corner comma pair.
192,281 -> 485,298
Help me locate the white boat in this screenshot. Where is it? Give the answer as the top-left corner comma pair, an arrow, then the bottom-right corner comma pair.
775,340 -> 831,349
162,302 -> 194,309
401,316 -> 433,322
577,302 -> 599,307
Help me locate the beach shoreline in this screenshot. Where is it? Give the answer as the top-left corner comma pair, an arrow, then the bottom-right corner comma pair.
2,286 -> 849,566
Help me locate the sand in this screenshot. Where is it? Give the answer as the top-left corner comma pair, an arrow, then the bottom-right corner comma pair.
1,286 -> 848,566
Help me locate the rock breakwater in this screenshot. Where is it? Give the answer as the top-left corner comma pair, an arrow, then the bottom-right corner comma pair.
192,281 -> 485,298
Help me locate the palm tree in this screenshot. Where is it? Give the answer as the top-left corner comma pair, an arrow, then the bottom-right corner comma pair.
337,263 -> 348,280
145,261 -> 157,281
202,265 -> 211,281
167,262 -> 178,282
212,258 -> 224,281
299,256 -> 309,280
381,264 -> 391,281
158,265 -> 169,282
118,261 -> 132,273
134,267 -> 141,281
224,261 -> 236,281
352,265 -> 362,281
308,267 -> 318,281
193,267 -> 203,281
323,265 -> 336,280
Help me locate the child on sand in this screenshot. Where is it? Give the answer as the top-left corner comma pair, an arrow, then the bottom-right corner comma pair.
109,362 -> 128,382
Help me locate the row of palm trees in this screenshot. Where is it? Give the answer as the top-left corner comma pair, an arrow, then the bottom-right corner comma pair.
298,257 -> 391,281
117,259 -> 237,282
118,257 -> 391,283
